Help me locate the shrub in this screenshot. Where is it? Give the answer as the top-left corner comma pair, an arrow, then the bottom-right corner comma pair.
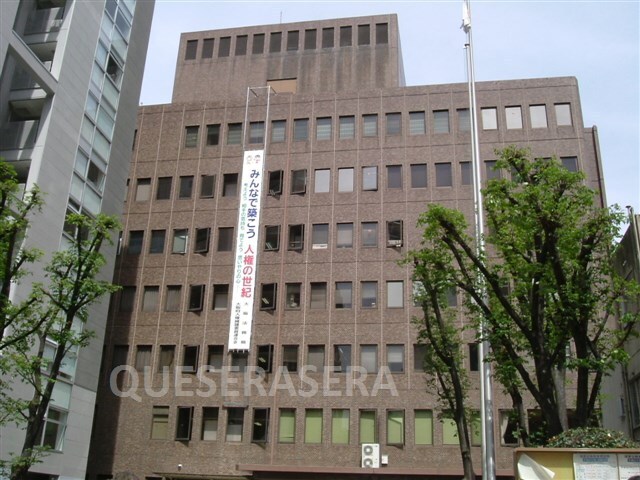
547,427 -> 639,448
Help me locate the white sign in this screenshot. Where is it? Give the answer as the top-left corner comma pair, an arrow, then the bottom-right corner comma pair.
228,150 -> 265,351
618,453 -> 640,479
573,453 -> 618,480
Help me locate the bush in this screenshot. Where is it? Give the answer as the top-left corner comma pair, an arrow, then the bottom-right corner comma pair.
547,427 -> 639,448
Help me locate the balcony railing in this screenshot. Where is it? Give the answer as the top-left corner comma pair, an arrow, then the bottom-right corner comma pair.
24,7 -> 64,35
0,121 -> 40,151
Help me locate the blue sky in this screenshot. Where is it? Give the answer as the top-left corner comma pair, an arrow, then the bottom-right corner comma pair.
139,0 -> 639,215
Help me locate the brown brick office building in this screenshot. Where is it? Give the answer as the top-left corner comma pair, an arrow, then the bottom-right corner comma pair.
87,14 -> 606,480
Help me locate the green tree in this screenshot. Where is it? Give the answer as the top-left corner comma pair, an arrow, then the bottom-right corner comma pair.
409,146 -> 638,443
0,161 -> 120,478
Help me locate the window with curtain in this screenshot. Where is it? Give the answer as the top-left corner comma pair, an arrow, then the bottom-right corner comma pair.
336,223 -> 353,248
414,410 -> 433,445
387,344 -> 404,372
409,111 -> 425,135
332,409 -> 350,444
387,410 -> 404,445
226,408 -> 244,442
360,345 -> 377,373
279,409 -> 295,443
201,407 -> 219,440
305,409 -> 323,443
339,116 -> 355,139
363,114 -> 377,137
359,410 -> 376,443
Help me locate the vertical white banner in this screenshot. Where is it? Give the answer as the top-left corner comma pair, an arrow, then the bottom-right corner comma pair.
228,150 -> 265,350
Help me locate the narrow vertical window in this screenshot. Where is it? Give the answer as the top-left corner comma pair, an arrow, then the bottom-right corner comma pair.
339,116 -> 355,139
387,344 -> 404,372
201,407 -> 219,440
481,107 -> 498,130
185,39 -> 198,60
387,410 -> 404,445
362,166 -> 377,191
435,163 -> 453,187
252,33 -> 265,54
226,408 -> 244,442
409,111 -> 425,135
175,407 -> 194,441
340,26 -> 352,47
357,24 -> 370,45
305,409 -> 323,443
235,35 -> 248,55
218,36 -> 231,57
505,106 -> 522,129
322,27 -> 334,48
156,177 -> 172,200
206,124 -> 220,145
529,105 -> 548,128
279,409 -> 296,443
386,112 -> 401,136
363,114 -> 378,137
555,103 -> 572,126
457,108 -> 471,132
433,110 -> 450,133
202,38 -> 214,58
252,408 -> 270,443
414,410 -> 433,445
331,409 -> 350,444
269,32 -> 282,53
316,117 -> 332,140
304,29 -> 317,50
287,30 -> 299,51
375,23 -> 388,44
335,282 -> 353,309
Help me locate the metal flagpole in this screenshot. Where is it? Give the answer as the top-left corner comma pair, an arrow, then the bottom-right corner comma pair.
462,1 -> 496,478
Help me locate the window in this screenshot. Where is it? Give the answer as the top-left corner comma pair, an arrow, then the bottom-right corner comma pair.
357,24 -> 370,45
458,108 -> 471,132
447,286 -> 458,307
339,115 -> 355,139
485,160 -> 500,180
181,345 -> 199,373
200,175 -> 215,198
332,409 -> 350,444
252,33 -> 265,54
249,121 -> 265,144
387,410 -> 404,445
175,406 -> 194,441
156,177 -> 172,200
268,170 -> 283,195
235,35 -> 248,55
217,227 -> 234,252
415,410 -> 433,445
359,410 -> 376,443
360,281 -> 378,309
231,352 -> 248,372
481,107 -> 498,130
226,408 -> 244,442
212,284 -> 229,310
410,164 -> 427,188
293,118 -> 309,141
287,224 -> 304,251
188,284 -> 205,312
207,345 -> 224,370
285,283 -> 301,309
362,166 -> 378,191
287,30 -> 299,50
322,27 -> 334,48
151,406 -> 169,439
218,36 -> 231,57
252,408 -> 270,443
500,410 -> 519,445
314,169 -> 330,193
312,223 -> 329,249
387,344 -> 404,373
135,345 -> 152,371
469,343 -> 479,372
334,345 -> 351,373
376,22 -> 388,44
305,409 -> 323,443
460,161 -> 472,185
142,286 -> 159,313
221,172 -> 239,197
363,114 -> 377,137
264,225 -> 280,251
387,165 -> 402,189
279,409 -> 296,443
206,124 -> 220,145
561,156 -> 578,172
361,222 -> 378,247
304,29 -> 317,50
316,117 -> 332,140
387,281 -> 403,308
179,176 -> 194,199
257,345 -> 274,373
282,345 -> 298,372
184,126 -> 199,148
338,168 -> 354,192
271,120 -> 286,143
260,283 -> 277,310
409,111 -> 426,135
310,282 -> 327,309
555,103 -> 572,126
135,178 -> 151,201
411,343 -> 428,372
360,345 -> 377,373
227,123 -> 242,145
336,223 -> 353,248
172,229 -> 188,254
386,220 -> 403,247
269,32 -> 282,53
433,110 -> 450,133
158,345 -> 175,372
202,407 -> 219,440
530,105 -> 548,128
128,230 -> 143,255
505,106 -> 523,129
291,169 -> 307,194
435,162 -> 453,187
119,286 -> 136,312
149,230 -> 165,254
339,25 -> 352,46
386,112 -> 401,136
185,40 -> 198,60
165,286 -> 181,312
201,38 -> 214,58
335,282 -> 353,309
307,345 -> 325,371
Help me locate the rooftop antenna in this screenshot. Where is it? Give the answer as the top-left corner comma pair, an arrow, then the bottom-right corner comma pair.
280,11 -> 282,23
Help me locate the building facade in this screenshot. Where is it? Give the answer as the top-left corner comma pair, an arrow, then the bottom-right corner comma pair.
0,0 -> 154,478
87,15 -> 606,479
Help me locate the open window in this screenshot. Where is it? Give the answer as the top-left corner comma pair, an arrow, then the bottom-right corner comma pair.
291,169 -> 307,194
260,283 -> 277,311
257,344 -> 274,373
175,406 -> 194,441
288,224 -> 304,251
386,220 -> 403,247
268,170 -> 283,196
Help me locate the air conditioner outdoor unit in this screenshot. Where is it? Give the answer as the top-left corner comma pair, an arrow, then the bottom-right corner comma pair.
361,443 -> 380,469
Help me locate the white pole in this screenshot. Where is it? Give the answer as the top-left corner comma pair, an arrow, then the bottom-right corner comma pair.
463,1 -> 496,478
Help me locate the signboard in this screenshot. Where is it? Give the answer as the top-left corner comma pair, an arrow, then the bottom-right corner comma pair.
573,453 -> 618,480
228,150 -> 265,351
619,453 -> 640,479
